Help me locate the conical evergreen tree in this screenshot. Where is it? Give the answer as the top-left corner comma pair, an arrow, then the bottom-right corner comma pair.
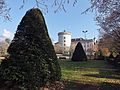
0,8 -> 61,89
71,42 -> 87,61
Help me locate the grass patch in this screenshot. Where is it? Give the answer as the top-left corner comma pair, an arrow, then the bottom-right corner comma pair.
59,60 -> 120,85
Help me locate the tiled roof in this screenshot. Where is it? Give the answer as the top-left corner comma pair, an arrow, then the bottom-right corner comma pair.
71,38 -> 93,42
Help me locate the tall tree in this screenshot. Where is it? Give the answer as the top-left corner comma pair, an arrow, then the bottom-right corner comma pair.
97,34 -> 114,54
0,0 -> 11,20
0,8 -> 61,89
71,42 -> 87,61
91,0 -> 120,53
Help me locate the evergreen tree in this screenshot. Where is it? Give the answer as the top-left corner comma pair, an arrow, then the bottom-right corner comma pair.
0,8 -> 61,89
71,42 -> 87,61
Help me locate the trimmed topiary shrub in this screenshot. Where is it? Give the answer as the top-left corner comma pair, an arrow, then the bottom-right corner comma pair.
71,42 -> 87,61
0,8 -> 61,89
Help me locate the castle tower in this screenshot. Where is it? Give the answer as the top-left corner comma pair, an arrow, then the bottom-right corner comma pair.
58,30 -> 71,54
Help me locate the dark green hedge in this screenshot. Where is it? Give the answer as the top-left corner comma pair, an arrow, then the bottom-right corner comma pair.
0,8 -> 61,89
71,42 -> 87,61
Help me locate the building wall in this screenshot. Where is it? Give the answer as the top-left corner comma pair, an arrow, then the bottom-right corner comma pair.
58,33 -> 71,47
58,31 -> 71,54
54,43 -> 62,54
70,39 -> 97,56
54,31 -> 98,59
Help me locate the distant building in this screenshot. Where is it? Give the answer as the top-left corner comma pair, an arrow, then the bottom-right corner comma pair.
0,41 -> 9,57
54,31 -> 97,59
70,38 -> 97,56
58,30 -> 71,54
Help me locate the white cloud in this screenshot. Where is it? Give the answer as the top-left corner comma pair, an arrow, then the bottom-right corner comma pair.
2,29 -> 14,39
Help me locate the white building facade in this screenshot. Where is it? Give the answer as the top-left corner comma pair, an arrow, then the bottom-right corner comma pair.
58,31 -> 71,54
54,31 -> 97,59
71,38 -> 96,56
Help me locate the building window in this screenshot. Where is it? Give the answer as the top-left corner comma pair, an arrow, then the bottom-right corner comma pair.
64,37 -> 65,39
64,40 -> 66,42
64,44 -> 66,46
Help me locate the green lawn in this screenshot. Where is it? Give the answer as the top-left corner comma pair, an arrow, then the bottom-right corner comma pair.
59,60 -> 120,89
0,58 -> 120,89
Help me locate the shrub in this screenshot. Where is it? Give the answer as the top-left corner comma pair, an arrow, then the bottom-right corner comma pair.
0,8 -> 61,89
71,42 -> 87,61
96,50 -> 105,60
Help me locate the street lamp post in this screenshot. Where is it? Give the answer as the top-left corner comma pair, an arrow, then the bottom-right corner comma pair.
82,30 -> 88,53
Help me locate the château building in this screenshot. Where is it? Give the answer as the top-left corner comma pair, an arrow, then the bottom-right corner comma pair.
54,30 -> 97,58
58,30 -> 71,54
71,38 -> 97,56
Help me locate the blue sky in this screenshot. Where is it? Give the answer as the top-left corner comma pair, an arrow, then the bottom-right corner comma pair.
0,0 -> 99,42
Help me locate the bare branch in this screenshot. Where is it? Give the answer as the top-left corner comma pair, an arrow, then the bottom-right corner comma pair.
91,0 -> 120,52
0,0 -> 11,21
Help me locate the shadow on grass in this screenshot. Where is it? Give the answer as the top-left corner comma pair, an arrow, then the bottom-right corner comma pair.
63,80 -> 99,90
63,80 -> 120,90
84,69 -> 120,80
84,74 -> 120,79
100,82 -> 120,90
60,60 -> 120,90
59,60 -> 114,71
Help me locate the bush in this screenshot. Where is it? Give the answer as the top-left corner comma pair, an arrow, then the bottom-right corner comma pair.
71,42 -> 87,61
96,50 -> 105,60
0,8 -> 61,89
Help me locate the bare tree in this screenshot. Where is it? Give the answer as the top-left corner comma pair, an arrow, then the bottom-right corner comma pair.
0,0 -> 78,20
97,34 -> 113,56
54,43 -> 62,54
91,0 -> 120,53
0,0 -> 11,20
1,0 -> 119,53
